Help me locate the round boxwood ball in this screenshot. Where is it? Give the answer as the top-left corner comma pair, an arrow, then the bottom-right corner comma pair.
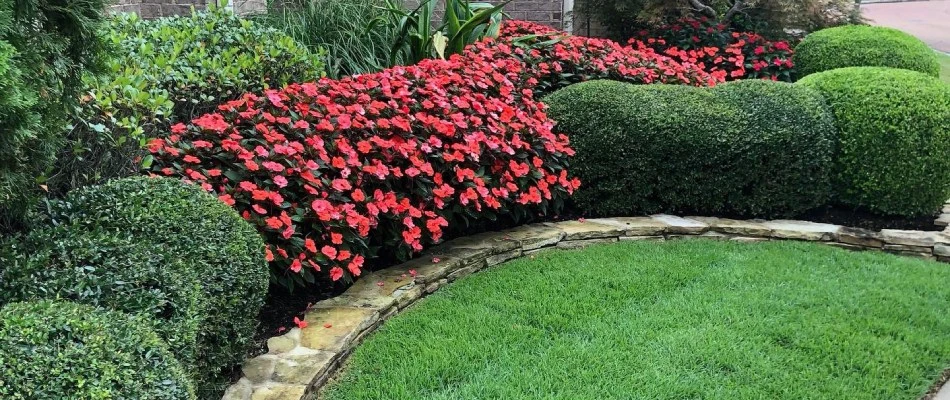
794,25 -> 940,78
798,67 -> 950,216
43,176 -> 268,396
0,300 -> 195,399
0,227 -> 205,372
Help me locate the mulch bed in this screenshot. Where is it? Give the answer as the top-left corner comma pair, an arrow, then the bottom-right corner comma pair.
801,205 -> 941,232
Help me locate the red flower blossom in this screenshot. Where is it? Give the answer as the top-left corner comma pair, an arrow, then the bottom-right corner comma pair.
147,21 -> 718,287
329,267 -> 344,281
321,245 -> 337,259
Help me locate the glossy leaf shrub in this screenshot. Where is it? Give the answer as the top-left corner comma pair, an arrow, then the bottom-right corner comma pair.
546,79 -> 835,217
794,25 -> 939,78
0,227 -> 204,376
798,67 -> 950,216
52,5 -> 326,197
43,176 -> 268,397
0,301 -> 195,399
630,17 -> 796,82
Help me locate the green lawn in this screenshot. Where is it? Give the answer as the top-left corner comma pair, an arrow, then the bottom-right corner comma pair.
938,51 -> 950,84
322,240 -> 950,400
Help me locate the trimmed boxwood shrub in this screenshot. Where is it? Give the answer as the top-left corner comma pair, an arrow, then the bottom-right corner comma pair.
794,25 -> 939,78
0,227 -> 204,372
798,67 -> 950,216
43,176 -> 268,397
545,79 -> 835,217
0,300 -> 194,399
709,80 -> 837,214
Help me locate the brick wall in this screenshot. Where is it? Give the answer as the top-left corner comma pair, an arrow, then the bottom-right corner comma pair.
108,0 -> 265,17
109,0 -> 208,18
506,0 -> 565,29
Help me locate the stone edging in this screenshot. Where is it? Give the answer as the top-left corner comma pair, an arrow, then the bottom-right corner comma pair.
223,210 -> 950,400
937,203 -> 950,229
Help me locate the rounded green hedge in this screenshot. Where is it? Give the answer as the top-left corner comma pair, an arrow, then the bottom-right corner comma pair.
798,67 -> 950,216
44,176 -> 268,396
794,25 -> 939,78
0,300 -> 195,399
545,79 -> 835,217
0,227 -> 204,371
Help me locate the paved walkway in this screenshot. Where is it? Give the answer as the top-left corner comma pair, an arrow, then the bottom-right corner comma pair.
937,382 -> 950,400
861,0 -> 950,52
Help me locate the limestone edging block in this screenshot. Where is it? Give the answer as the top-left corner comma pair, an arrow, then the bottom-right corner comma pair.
225,207 -> 950,400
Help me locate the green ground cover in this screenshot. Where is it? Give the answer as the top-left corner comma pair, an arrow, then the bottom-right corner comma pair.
323,240 -> 950,400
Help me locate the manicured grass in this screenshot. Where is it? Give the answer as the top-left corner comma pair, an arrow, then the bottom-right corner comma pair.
938,51 -> 950,84
321,240 -> 950,400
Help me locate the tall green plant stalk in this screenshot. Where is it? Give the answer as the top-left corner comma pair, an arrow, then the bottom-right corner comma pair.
263,0 -> 400,78
374,0 -> 508,65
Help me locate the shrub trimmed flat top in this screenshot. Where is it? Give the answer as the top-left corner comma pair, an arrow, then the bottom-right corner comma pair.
323,240 -> 950,399
794,25 -> 940,77
544,79 -> 835,218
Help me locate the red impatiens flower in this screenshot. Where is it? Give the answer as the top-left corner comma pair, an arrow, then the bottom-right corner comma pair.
321,245 -> 337,259
329,267 -> 344,281
145,20 -> 723,287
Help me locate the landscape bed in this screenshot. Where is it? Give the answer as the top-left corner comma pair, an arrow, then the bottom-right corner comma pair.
2,0 -> 950,398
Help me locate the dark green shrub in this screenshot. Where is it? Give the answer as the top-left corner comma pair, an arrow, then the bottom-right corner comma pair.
0,0 -> 106,230
0,227 -> 204,373
44,176 -> 268,397
0,37 -> 40,224
50,5 -> 326,197
798,67 -> 950,216
794,25 -> 940,78
709,79 -> 836,214
0,300 -> 195,399
545,79 -> 835,217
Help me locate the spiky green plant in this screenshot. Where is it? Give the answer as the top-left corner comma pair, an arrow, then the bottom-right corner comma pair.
375,0 -> 508,66
262,0 -> 398,78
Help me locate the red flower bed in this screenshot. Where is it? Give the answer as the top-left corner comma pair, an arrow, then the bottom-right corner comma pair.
631,17 -> 796,82
149,22 -> 714,288
498,20 -> 720,92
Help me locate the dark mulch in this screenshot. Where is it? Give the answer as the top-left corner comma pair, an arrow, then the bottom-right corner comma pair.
223,283 -> 348,385
801,205 -> 941,232
250,283 -> 347,355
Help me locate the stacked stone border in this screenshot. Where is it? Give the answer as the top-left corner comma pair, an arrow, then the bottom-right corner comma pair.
224,208 -> 950,400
